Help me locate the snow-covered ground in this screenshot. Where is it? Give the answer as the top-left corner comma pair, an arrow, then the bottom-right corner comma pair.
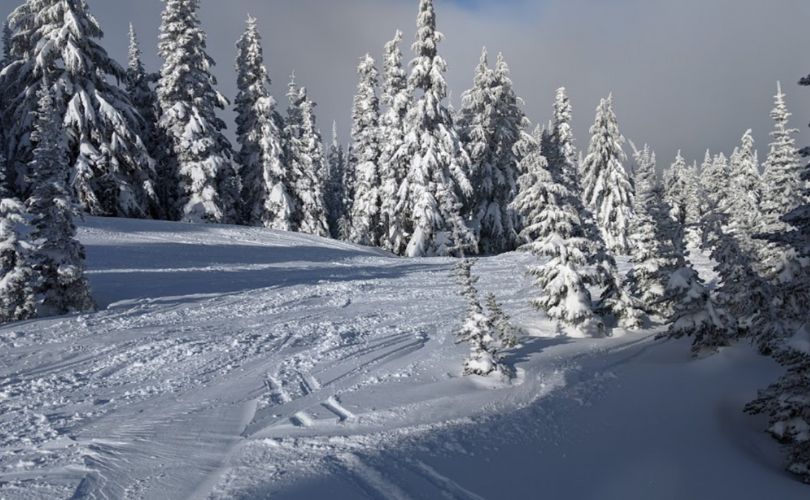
0,217 -> 805,499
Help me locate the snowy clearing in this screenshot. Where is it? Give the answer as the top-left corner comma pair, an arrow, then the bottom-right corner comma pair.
0,217 -> 804,499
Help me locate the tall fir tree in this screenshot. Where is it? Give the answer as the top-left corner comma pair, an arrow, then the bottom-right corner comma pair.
543,87 -> 579,193
512,126 -> 552,245
284,77 -> 330,237
157,0 -> 239,223
724,130 -> 762,239
581,95 -> 634,255
625,146 -> 682,317
326,122 -> 348,238
378,31 -> 411,253
458,51 -> 524,254
2,0 -> 160,218
761,82 -> 804,226
347,55 -> 383,246
26,81 -> 93,315
0,154 -> 36,324
234,16 -> 291,230
126,24 -> 164,214
397,0 -> 475,257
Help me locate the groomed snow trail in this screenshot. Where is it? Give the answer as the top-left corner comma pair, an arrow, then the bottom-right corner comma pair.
0,218 -> 805,499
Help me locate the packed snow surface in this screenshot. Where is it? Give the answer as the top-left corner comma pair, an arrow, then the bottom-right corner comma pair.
0,217 -> 805,499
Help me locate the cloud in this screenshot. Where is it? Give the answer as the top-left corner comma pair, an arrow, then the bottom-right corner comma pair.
2,0 -> 808,168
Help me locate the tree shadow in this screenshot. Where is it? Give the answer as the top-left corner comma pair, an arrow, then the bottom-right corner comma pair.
501,336 -> 572,372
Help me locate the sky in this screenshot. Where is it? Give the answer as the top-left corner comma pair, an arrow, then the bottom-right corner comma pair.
2,0 -> 809,168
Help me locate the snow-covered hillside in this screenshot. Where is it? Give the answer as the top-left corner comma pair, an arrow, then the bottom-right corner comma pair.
0,218 -> 804,499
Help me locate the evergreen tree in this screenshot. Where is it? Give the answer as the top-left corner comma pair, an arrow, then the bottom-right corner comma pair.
2,0 -> 160,218
512,127 -> 552,245
525,159 -> 601,331
543,87 -> 579,192
158,0 -> 239,223
284,77 -> 330,237
397,0 -> 475,257
347,55 -> 383,246
701,152 -> 731,215
453,259 -> 508,377
581,95 -> 634,254
664,151 -> 691,228
234,16 -> 291,230
484,292 -> 519,349
26,82 -> 94,315
625,146 -> 682,317
724,130 -> 762,238
0,154 -> 36,324
761,82 -> 804,225
126,24 -> 164,216
745,346 -> 810,484
458,51 -> 524,254
378,31 -> 411,253
326,122 -> 348,238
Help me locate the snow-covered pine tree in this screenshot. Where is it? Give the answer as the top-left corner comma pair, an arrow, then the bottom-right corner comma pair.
26,81 -> 93,315
158,0 -> 239,223
2,0 -> 160,218
512,127 -> 552,245
484,292 -> 519,349
701,152 -> 731,215
581,95 -> 634,255
458,50 -> 524,254
347,55 -> 383,246
706,211 -> 787,354
664,151 -> 691,229
126,24 -> 165,217
0,154 -> 35,324
761,82 -> 804,226
453,259 -> 507,377
543,87 -> 579,192
378,31 -> 411,253
326,122 -> 348,238
625,146 -> 682,318
397,0 -> 475,257
745,345 -> 810,484
524,156 -> 601,331
234,16 -> 291,230
724,130 -> 762,238
284,77 -> 330,237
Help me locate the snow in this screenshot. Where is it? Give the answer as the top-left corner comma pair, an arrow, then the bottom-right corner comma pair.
0,217 -> 806,499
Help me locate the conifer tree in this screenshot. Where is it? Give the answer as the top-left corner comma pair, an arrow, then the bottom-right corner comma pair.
326,122 -> 348,238
761,82 -> 804,225
512,127 -> 552,245
2,0 -> 160,218
543,87 -> 579,192
745,346 -> 810,484
158,0 -> 239,223
724,130 -> 762,238
378,31 -> 411,253
0,154 -> 35,324
664,151 -> 691,228
625,146 -> 681,317
459,50 -> 524,254
701,152 -> 731,214
525,158 -> 601,331
126,24 -> 164,215
347,55 -> 383,246
397,0 -> 475,257
26,82 -> 94,315
453,259 -> 508,377
284,77 -> 330,237
234,16 -> 291,230
581,95 -> 634,254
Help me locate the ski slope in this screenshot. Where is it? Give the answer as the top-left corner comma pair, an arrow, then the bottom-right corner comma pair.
0,217 -> 805,499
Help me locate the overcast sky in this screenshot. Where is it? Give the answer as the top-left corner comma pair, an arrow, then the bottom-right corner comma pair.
2,0 -> 809,168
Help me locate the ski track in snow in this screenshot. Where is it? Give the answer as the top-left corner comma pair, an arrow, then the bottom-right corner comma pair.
0,218 -> 805,499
